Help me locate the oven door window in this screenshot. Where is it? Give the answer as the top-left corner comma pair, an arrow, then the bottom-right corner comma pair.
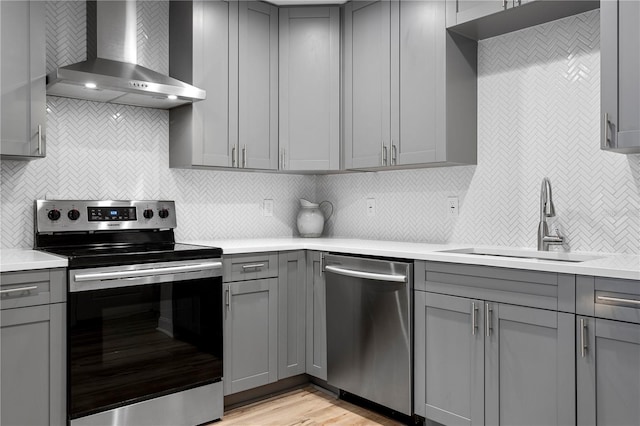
68,277 -> 222,420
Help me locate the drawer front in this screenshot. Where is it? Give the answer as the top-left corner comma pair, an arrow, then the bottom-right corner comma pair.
223,253 -> 279,282
577,275 -> 640,324
1,270 -> 51,309
418,261 -> 574,312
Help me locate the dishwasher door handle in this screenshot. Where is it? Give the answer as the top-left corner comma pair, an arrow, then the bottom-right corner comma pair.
324,265 -> 407,283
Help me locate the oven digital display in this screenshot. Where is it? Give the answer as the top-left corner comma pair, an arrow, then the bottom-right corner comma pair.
88,207 -> 137,221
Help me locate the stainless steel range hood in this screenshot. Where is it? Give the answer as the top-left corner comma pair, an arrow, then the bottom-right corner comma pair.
46,1 -> 205,109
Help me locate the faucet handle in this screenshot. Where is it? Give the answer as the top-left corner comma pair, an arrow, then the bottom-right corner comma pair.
554,228 -> 563,238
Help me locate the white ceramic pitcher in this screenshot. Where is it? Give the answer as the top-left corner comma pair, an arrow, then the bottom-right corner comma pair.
296,199 -> 333,237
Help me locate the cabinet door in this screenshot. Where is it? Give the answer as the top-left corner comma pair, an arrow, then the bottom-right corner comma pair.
601,0 -> 640,152
238,1 -> 278,170
305,251 -> 327,380
398,0 -> 446,165
1,304 -> 65,426
223,278 -> 278,395
414,291 -> 484,426
577,316 -> 640,426
448,0 -> 506,26
485,304 -> 575,426
1,0 -> 46,159
343,0 -> 391,169
277,251 -> 306,379
279,7 -> 340,171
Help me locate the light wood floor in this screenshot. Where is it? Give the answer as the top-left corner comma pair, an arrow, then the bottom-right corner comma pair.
214,386 -> 404,426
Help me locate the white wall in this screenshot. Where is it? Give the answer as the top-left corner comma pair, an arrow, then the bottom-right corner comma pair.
2,4 -> 638,254
319,9 -> 640,254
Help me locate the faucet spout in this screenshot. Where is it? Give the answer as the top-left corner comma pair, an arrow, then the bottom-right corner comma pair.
538,178 -> 563,251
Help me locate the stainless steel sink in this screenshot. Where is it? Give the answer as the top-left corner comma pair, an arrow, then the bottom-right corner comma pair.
439,247 -> 602,263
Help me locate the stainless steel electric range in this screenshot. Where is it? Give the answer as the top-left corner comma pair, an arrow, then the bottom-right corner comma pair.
34,200 -> 223,426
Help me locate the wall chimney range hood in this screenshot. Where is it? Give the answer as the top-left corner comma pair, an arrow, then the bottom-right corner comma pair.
46,1 -> 205,109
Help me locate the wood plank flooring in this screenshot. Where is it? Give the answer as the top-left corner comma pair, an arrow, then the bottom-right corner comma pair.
214,386 -> 404,425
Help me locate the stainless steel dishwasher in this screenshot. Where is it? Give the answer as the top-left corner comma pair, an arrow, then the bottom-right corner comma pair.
324,254 -> 413,416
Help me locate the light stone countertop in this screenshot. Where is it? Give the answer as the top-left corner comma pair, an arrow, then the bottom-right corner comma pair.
0,249 -> 68,273
2,238 -> 638,280
185,237 -> 640,281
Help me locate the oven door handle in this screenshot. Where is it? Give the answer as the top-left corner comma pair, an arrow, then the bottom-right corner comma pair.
74,261 -> 223,282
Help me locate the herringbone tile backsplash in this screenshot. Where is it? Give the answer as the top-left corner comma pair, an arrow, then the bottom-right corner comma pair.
2,4 -> 639,254
318,9 -> 640,254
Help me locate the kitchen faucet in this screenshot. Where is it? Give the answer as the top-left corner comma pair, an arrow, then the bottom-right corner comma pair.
538,177 -> 564,251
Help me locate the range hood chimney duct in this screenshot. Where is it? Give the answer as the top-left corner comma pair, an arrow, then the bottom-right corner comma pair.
47,0 -> 205,109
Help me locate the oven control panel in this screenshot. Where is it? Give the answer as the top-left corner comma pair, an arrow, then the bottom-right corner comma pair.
35,200 -> 177,233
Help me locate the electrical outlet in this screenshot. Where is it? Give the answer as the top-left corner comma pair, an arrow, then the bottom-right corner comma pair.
447,196 -> 459,217
366,198 -> 376,217
263,199 -> 274,217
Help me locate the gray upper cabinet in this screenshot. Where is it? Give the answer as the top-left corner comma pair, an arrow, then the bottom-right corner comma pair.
577,316 -> 640,426
446,0 -> 598,40
223,278 -> 279,396
1,0 -> 46,160
238,1 -> 279,170
305,251 -> 327,380
343,0 -> 392,169
169,0 -> 239,169
344,0 -> 477,170
277,251 -> 306,379
1,269 -> 66,426
279,7 -> 340,172
601,0 -> 640,154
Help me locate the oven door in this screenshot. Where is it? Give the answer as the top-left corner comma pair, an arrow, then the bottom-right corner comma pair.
68,259 -> 223,424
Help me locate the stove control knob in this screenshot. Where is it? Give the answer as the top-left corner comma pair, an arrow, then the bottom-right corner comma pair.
47,209 -> 61,221
143,209 -> 154,219
68,209 -> 80,221
158,209 -> 170,219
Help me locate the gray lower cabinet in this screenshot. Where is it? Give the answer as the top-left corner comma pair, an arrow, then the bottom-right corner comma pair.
169,0 -> 239,168
415,261 -> 576,426
576,316 -> 640,426
1,0 -> 46,160
223,278 -> 278,395
238,1 -> 279,170
277,251 -> 306,379
305,251 -> 327,380
415,291 -> 575,426
278,7 -> 340,172
0,269 -> 66,426
601,0 -> 640,153
343,0 -> 477,170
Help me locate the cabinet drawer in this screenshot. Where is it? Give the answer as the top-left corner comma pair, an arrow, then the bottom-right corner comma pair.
577,276 -> 640,324
418,261 -> 575,312
223,253 -> 278,282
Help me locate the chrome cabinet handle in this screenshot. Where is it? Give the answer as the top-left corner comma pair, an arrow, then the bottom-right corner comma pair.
471,302 -> 478,335
37,125 -> 43,155
381,141 -> 385,166
383,145 -> 388,166
391,143 -> 397,165
0,285 -> 38,296
324,265 -> 407,283
597,295 -> 640,306
580,318 -> 587,357
241,263 -> 265,270
319,252 -> 325,277
603,113 -> 612,148
283,149 -> 286,170
226,287 -> 231,312
232,145 -> 237,167
242,145 -> 247,168
503,0 -> 508,9
486,303 -> 493,337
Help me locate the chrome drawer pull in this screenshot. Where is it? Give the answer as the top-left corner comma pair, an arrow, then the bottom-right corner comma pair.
486,303 -> 493,337
580,318 -> 588,358
0,285 -> 38,296
597,295 -> 640,306
241,263 -> 265,270
471,302 -> 478,336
